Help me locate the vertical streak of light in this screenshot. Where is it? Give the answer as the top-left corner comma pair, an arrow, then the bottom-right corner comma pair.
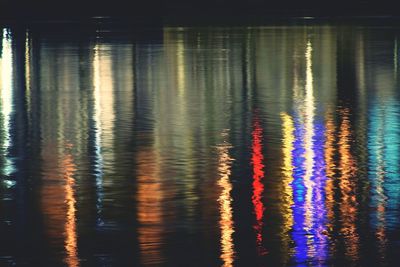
338,109 -> 359,262
292,119 -> 307,265
25,31 -> 31,116
217,131 -> 235,267
251,116 -> 267,256
63,147 -> 79,267
303,40 -> 315,256
0,28 -> 14,176
324,113 -> 336,235
93,45 -> 104,225
376,151 -> 387,261
312,122 -> 328,265
137,150 -> 163,266
382,103 -> 400,230
176,35 -> 185,96
280,112 -> 294,263
93,44 -> 115,226
369,105 -> 388,262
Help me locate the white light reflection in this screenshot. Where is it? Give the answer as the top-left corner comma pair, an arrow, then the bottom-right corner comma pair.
93,44 -> 115,226
0,28 -> 15,177
303,40 -> 315,255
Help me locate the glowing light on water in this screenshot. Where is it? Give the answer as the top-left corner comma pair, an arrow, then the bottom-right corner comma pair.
176,37 -> 185,96
290,39 -> 328,266
338,108 -> 359,262
303,40 -> 315,245
63,149 -> 79,267
217,131 -> 235,267
92,44 -> 115,226
324,113 -> 336,250
251,116 -> 267,256
0,28 -> 15,177
137,150 -> 164,266
368,100 -> 400,261
280,112 -> 294,263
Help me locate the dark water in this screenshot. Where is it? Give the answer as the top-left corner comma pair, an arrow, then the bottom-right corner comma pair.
0,23 -> 399,266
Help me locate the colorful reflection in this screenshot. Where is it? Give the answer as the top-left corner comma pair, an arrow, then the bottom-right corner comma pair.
0,28 -> 15,177
251,115 -> 267,256
217,131 -> 235,267
289,40 -> 329,266
338,108 -> 359,262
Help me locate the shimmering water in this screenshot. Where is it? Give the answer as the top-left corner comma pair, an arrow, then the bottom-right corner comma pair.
0,23 -> 399,266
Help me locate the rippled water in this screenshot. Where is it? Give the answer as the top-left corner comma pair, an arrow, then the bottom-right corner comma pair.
0,23 -> 399,266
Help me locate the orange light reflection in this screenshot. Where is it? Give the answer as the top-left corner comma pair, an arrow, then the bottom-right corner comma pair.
325,112 -> 336,233
338,109 -> 359,262
217,132 -> 235,267
137,150 -> 164,266
63,148 -> 79,267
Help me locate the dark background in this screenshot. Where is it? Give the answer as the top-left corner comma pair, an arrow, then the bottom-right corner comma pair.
1,0 -> 400,20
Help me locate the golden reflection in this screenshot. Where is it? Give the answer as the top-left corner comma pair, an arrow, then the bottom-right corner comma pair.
303,40 -> 315,255
324,112 -> 336,233
280,112 -> 294,263
63,146 -> 79,267
137,150 -> 164,266
217,131 -> 235,267
338,108 -> 359,262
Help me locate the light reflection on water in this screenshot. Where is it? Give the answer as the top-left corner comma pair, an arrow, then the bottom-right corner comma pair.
217,131 -> 234,267
0,24 -> 399,266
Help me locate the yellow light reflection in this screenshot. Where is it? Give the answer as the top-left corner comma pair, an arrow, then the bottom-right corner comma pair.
338,108 -> 359,262
217,131 -> 235,267
280,112 -> 294,263
176,36 -> 185,96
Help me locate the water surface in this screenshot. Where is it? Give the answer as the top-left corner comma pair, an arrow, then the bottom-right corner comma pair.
0,23 -> 399,266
